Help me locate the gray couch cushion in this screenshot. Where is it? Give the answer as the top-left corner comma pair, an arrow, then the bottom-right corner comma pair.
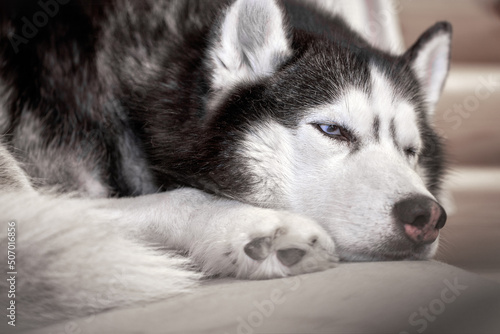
25,261 -> 500,334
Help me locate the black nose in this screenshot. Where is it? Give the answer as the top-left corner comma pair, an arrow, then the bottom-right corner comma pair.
393,195 -> 447,244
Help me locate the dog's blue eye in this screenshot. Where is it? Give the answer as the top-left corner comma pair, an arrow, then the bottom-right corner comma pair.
318,124 -> 342,136
314,123 -> 352,142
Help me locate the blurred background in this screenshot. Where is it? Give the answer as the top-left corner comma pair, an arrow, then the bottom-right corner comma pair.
398,0 -> 500,281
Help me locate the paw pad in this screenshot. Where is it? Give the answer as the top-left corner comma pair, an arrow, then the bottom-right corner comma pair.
277,248 -> 306,266
244,237 -> 271,260
244,237 -> 307,267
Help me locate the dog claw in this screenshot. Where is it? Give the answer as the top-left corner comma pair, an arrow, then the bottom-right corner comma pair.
244,237 -> 272,260
277,248 -> 306,267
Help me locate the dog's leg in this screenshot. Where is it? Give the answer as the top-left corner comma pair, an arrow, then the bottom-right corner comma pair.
104,189 -> 338,279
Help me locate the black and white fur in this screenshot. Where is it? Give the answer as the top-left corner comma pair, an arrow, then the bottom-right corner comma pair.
0,0 -> 452,326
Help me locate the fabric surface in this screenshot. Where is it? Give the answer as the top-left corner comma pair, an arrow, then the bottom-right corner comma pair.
22,261 -> 500,334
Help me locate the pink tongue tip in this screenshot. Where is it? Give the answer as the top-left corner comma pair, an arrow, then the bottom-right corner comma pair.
404,224 -> 439,243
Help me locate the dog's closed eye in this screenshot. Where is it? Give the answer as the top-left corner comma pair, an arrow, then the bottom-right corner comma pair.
404,147 -> 418,157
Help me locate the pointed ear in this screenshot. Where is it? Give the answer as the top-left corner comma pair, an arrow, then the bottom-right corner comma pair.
405,22 -> 452,115
207,0 -> 292,102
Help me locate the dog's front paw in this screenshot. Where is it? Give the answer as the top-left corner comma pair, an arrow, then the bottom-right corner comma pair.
191,206 -> 338,279
235,211 -> 338,279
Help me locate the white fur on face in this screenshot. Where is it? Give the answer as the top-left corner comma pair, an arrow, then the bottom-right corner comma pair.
238,122 -> 295,209
240,65 -> 438,261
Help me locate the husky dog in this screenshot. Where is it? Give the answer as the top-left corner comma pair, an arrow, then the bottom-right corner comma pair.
0,0 -> 451,325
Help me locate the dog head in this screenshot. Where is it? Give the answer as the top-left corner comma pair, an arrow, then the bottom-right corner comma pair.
203,0 -> 452,261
